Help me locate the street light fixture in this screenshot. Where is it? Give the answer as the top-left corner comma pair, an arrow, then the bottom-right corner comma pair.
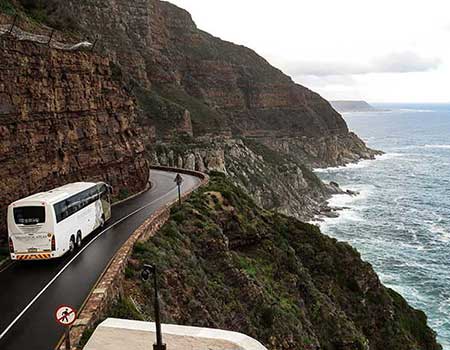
141,264 -> 167,350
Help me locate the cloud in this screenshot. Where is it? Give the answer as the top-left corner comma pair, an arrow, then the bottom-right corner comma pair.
282,51 -> 441,77
372,52 -> 441,73
296,74 -> 356,88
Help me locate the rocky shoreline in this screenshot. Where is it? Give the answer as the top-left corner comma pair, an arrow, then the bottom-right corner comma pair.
314,181 -> 359,220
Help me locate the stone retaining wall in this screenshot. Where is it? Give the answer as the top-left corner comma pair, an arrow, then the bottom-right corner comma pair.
58,167 -> 208,349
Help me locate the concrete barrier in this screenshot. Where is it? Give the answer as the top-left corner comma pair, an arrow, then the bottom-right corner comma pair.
57,167 -> 208,350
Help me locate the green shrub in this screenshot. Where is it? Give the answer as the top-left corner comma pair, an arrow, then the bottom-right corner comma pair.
260,305 -> 275,328
0,0 -> 16,15
117,188 -> 130,201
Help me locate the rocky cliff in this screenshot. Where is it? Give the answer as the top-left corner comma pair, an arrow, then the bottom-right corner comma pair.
0,36 -> 149,237
152,138 -> 335,221
16,0 -> 378,149
111,174 -> 442,350
1,0 -> 380,221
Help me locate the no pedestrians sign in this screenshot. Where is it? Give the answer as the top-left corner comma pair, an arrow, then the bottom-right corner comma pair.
55,305 -> 77,327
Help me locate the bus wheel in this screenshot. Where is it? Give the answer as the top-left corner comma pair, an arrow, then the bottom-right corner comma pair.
69,236 -> 76,253
76,232 -> 82,249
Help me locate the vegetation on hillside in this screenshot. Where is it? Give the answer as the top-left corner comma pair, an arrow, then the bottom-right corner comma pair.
0,0 -> 77,30
109,173 -> 441,350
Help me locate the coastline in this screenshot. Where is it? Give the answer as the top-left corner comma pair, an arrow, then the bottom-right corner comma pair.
311,152 -> 392,225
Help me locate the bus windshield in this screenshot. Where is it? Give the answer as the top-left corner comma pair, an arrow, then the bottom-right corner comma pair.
13,206 -> 45,225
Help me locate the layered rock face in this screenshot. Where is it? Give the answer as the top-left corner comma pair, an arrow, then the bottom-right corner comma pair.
41,0 -> 375,157
0,37 -> 149,237
152,138 -> 331,221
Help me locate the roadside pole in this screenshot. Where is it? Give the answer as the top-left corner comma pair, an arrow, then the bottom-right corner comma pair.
141,264 -> 167,350
65,328 -> 71,350
174,174 -> 183,206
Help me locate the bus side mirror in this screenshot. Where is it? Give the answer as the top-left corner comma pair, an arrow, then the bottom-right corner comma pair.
108,186 -> 113,194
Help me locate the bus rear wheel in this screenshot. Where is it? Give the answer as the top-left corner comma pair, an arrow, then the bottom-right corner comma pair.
76,232 -> 82,249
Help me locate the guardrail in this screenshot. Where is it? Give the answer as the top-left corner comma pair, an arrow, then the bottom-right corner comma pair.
0,20 -> 97,51
56,167 -> 209,350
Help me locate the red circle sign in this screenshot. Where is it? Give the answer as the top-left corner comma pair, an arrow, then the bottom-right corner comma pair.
55,305 -> 77,326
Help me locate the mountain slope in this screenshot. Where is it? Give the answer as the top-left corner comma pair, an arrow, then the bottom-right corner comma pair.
11,0 -> 377,159
114,173 -> 442,350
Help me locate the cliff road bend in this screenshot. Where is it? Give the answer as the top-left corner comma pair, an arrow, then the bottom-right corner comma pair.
0,169 -> 202,350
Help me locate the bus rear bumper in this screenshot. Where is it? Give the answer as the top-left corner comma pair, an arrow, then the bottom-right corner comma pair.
11,252 -> 55,260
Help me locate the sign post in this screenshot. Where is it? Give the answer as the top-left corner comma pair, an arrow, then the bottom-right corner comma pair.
141,264 -> 167,350
55,305 -> 77,350
174,174 -> 183,206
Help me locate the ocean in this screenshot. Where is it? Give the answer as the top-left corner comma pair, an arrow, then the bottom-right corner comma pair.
314,103 -> 450,348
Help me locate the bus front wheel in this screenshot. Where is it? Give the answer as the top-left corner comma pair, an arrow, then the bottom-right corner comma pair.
76,232 -> 82,249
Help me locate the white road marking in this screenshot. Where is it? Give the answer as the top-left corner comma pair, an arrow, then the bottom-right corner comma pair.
0,179 -> 187,341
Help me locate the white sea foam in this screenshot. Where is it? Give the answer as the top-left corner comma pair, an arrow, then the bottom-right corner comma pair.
311,184 -> 374,232
314,153 -> 402,173
430,223 -> 450,242
387,283 -> 425,303
397,108 -> 434,113
424,144 -> 450,149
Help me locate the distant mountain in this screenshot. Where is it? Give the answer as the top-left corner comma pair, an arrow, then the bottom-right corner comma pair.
330,100 -> 385,113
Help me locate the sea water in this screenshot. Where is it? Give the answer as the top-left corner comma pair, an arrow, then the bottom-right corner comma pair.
314,103 -> 450,348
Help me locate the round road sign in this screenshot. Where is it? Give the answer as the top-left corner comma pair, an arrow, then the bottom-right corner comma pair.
55,305 -> 77,326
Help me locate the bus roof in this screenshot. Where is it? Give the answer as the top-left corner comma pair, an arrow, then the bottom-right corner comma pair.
11,182 -> 100,206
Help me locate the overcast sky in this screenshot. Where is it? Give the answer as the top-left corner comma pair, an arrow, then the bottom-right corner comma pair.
168,0 -> 450,103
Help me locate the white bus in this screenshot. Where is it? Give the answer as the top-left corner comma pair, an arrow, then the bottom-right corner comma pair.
7,182 -> 112,261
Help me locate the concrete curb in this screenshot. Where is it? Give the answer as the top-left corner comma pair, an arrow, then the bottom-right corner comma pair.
56,167 -> 209,350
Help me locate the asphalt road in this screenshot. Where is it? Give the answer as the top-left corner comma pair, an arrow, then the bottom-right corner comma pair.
0,169 -> 202,350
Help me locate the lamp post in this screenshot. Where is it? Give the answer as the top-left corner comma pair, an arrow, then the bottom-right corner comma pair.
141,264 -> 167,350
